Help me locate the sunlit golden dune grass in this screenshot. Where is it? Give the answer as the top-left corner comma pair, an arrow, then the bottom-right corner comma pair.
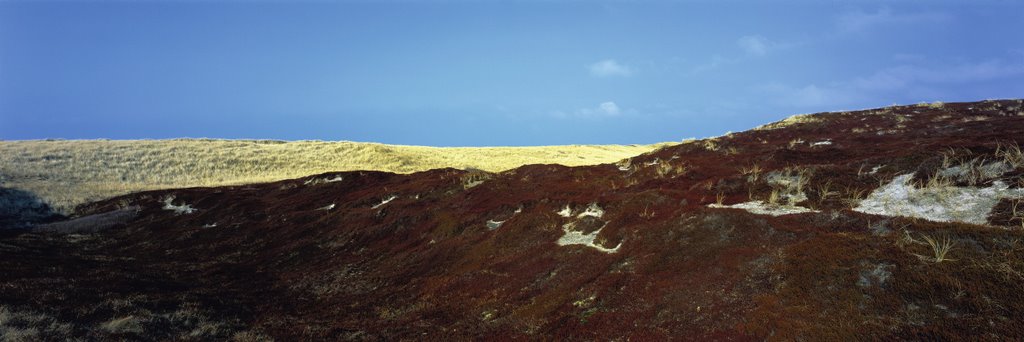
0,139 -> 671,214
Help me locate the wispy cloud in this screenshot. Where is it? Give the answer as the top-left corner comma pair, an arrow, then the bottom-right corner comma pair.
694,8 -> 948,74
589,59 -> 634,77
692,35 -> 792,74
892,53 -> 926,63
737,35 -> 774,56
758,83 -> 859,107
837,7 -> 950,32
759,58 -> 1024,108
690,55 -> 737,74
852,59 -> 1024,91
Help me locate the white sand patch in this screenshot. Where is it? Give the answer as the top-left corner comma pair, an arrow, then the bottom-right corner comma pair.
464,180 -> 485,189
486,220 -> 504,230
811,140 -> 832,147
577,203 -> 605,218
317,203 -> 335,211
708,201 -> 818,216
556,221 -> 620,253
486,207 -> 521,230
304,175 -> 344,185
371,195 -> 398,209
557,205 -> 573,217
616,159 -> 633,171
162,196 -> 196,215
853,174 -> 1024,225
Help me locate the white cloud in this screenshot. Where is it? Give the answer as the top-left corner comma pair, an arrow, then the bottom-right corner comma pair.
837,7 -> 950,32
589,59 -> 634,77
578,101 -> 622,116
561,101 -> 632,118
598,101 -> 621,115
737,35 -> 773,56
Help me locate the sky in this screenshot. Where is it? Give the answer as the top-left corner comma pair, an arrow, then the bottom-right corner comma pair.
1,0 -> 1022,146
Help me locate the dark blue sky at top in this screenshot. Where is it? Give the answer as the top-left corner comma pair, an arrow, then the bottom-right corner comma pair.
1,1 -> 1022,146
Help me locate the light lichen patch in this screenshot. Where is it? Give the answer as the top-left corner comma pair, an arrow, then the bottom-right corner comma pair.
556,221 -> 621,254
162,196 -> 196,215
708,201 -> 818,216
854,174 -> 1024,225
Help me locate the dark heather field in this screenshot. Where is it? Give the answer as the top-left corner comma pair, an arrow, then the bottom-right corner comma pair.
3,99 -> 1024,341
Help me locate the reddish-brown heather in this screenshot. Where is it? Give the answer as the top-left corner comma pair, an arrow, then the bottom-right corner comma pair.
2,100 -> 1024,340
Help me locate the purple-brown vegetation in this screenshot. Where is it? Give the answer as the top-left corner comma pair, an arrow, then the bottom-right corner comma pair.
2,100 -> 1024,340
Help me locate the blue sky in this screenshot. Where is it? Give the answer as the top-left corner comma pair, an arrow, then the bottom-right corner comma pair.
1,1 -> 1022,146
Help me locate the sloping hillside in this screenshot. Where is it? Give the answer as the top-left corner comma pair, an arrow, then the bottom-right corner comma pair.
0,140 -> 667,214
2,99 -> 1024,340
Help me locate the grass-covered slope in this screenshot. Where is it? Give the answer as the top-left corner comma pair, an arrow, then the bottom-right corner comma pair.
2,99 -> 1024,340
0,139 -> 668,214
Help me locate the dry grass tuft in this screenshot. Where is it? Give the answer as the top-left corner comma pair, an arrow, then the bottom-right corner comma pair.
100,315 -> 144,334
1012,200 -> 1024,229
739,164 -> 763,183
996,142 -> 1024,169
0,305 -> 74,341
639,204 -> 655,219
754,113 -> 823,130
920,234 -> 956,263
842,187 -> 868,207
814,180 -> 838,207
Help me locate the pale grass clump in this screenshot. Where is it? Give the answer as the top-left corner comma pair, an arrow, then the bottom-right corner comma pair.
921,234 -> 956,263
767,188 -> 781,205
0,139 -> 670,214
231,330 -> 275,342
702,139 -> 720,151
739,164 -> 763,183
996,143 -> 1024,169
901,231 -> 956,263
639,204 -> 655,219
0,305 -> 74,341
101,315 -> 144,334
842,187 -> 868,207
778,166 -> 812,194
814,180 -> 838,207
1011,200 -> 1024,230
654,159 -> 686,178
753,113 -> 823,130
